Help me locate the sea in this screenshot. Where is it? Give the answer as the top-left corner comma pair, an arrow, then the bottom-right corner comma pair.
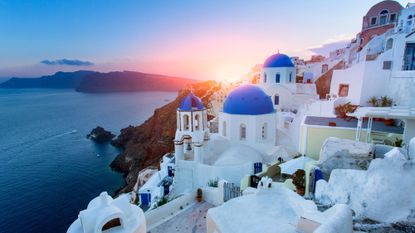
0,88 -> 177,233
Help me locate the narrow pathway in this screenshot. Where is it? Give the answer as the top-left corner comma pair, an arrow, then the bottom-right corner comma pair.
149,201 -> 213,233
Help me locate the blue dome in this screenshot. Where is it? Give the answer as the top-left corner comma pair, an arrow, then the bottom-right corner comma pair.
263,53 -> 294,68
179,92 -> 205,111
223,85 -> 274,115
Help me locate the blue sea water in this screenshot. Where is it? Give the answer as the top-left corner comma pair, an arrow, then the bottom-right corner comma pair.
0,89 -> 177,233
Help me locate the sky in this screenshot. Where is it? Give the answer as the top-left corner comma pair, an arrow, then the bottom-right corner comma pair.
0,0 -> 410,80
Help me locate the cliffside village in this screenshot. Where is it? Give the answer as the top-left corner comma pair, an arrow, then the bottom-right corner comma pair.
68,1 -> 415,233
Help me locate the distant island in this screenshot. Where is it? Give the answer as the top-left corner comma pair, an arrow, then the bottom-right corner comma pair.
0,70 -> 198,93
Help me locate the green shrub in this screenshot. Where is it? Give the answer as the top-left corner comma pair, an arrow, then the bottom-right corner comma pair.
207,177 -> 219,187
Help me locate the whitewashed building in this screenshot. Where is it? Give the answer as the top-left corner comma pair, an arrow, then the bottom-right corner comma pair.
259,53 -> 318,112
173,89 -> 282,194
67,192 -> 146,233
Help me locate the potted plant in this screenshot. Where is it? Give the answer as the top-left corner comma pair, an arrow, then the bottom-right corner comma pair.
394,138 -> 404,147
378,96 -> 394,125
380,96 -> 393,107
367,96 -> 379,107
196,188 -> 203,202
292,169 -> 306,196
335,102 -> 358,120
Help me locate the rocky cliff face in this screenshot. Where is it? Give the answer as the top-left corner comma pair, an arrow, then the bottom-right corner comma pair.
110,80 -> 220,194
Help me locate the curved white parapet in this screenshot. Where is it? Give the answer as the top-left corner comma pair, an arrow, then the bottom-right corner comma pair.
67,192 -> 146,233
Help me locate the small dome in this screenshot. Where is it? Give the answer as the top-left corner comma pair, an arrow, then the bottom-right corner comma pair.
223,85 -> 274,115
263,53 -> 294,68
179,92 -> 205,111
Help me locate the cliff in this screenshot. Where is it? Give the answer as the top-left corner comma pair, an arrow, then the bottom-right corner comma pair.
0,70 -> 197,93
110,80 -> 220,194
76,71 -> 198,93
0,70 -> 95,88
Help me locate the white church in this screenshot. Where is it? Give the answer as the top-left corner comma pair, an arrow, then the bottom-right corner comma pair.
173,84 -> 281,194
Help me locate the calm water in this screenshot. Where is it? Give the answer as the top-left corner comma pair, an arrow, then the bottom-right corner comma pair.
0,89 -> 177,233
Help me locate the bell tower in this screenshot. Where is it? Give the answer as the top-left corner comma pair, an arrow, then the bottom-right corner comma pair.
174,92 -> 209,163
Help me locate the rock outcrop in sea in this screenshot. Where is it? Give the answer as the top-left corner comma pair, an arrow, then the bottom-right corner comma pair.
87,126 -> 116,143
110,80 -> 220,194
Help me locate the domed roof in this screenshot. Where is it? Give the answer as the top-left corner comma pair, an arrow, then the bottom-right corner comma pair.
223,85 -> 274,115
179,92 -> 205,111
263,53 -> 294,68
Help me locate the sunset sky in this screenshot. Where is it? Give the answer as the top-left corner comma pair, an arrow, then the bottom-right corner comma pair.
0,0 -> 409,80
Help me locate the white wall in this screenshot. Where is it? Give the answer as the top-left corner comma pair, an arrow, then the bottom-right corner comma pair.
330,56 -> 390,106
388,33 -> 415,107
219,112 -> 276,146
203,181 -> 226,206
330,62 -> 365,105
261,67 -> 296,85
174,159 -> 252,194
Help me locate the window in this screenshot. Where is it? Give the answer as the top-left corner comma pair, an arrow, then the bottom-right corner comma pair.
390,13 -> 396,22
289,72 -> 292,82
383,61 -> 392,70
195,114 -> 200,130
222,121 -> 226,136
274,95 -> 279,105
403,43 -> 415,70
240,124 -> 246,140
275,73 -> 280,83
379,10 -> 388,25
370,17 -> 377,26
263,73 -> 267,83
261,123 -> 268,140
386,38 -> 393,50
338,84 -> 349,97
321,64 -> 328,73
183,115 -> 189,130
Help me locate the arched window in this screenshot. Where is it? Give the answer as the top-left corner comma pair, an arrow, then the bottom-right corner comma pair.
386,38 -> 393,50
102,218 -> 122,231
263,73 -> 267,83
183,115 -> 189,130
195,114 -> 200,130
379,10 -> 389,25
262,123 -> 268,140
222,121 -> 227,136
289,72 -> 293,83
275,73 -> 280,83
240,124 -> 246,140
